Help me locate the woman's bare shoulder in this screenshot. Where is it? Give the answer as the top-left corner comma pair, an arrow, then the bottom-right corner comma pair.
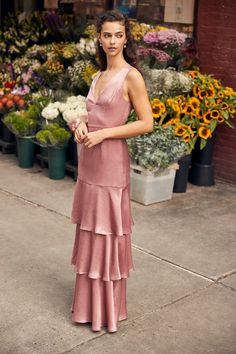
126,67 -> 145,87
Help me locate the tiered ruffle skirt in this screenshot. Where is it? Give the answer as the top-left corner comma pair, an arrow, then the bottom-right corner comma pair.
70,179 -> 134,332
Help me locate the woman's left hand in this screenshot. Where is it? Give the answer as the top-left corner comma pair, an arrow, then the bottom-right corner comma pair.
83,130 -> 107,148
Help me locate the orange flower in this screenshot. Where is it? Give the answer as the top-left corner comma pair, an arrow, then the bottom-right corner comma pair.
187,70 -> 199,79
203,111 -> 212,123
189,97 -> 200,109
207,86 -> 215,98
175,126 -> 186,136
210,110 -> 220,119
221,102 -> 229,110
218,91 -> 224,98
229,107 -> 235,114
217,116 -> 225,123
198,127 -> 212,140
193,84 -> 200,96
199,90 -> 208,100
213,79 -> 221,90
180,102 -> 187,113
183,133 -> 191,142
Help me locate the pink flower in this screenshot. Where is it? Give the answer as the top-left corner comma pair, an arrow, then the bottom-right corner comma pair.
157,29 -> 187,47
143,31 -> 159,44
137,47 -> 171,62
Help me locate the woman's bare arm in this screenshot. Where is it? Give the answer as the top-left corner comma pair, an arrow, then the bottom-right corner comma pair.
102,68 -> 154,139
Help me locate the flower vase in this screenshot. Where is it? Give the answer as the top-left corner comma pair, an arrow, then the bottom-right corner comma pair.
188,133 -> 217,186
48,146 -> 67,180
16,137 -> 35,168
173,154 -> 191,193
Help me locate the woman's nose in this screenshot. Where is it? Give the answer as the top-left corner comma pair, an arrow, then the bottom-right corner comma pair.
110,36 -> 115,44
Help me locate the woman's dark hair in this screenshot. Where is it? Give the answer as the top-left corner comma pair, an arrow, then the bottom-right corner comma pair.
96,10 -> 140,71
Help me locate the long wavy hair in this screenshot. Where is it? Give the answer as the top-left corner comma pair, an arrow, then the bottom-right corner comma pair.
95,10 -> 140,72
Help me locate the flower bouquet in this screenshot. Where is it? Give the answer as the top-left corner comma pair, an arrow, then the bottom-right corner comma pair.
137,27 -> 188,70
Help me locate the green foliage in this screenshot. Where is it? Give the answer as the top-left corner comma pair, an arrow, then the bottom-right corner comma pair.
0,11 -> 51,63
127,126 -> 188,171
35,123 -> 71,147
3,111 -> 37,137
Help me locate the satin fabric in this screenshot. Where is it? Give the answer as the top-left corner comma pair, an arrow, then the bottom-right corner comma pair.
70,67 -> 135,332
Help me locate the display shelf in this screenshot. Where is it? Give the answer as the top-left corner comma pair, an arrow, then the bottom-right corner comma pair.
0,139 -> 16,154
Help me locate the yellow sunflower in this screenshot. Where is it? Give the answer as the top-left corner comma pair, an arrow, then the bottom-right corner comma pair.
175,126 -> 186,136
218,91 -> 225,98
221,102 -> 229,110
183,133 -> 191,143
180,102 -> 188,114
203,111 -> 212,123
151,98 -> 166,118
199,90 -> 208,100
217,116 -> 225,123
198,127 -> 212,140
193,84 -> 200,97
189,97 -> 200,109
210,110 -> 220,119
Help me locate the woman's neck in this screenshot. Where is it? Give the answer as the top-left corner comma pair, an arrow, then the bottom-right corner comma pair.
106,55 -> 128,71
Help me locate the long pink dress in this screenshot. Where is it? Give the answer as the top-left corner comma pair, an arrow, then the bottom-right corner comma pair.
70,66 -> 135,333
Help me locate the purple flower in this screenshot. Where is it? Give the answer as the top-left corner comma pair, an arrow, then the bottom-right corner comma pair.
157,29 -> 187,47
137,47 -> 171,62
143,32 -> 159,44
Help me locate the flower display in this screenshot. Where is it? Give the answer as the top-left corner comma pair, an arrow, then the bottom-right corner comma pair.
41,95 -> 88,131
127,125 -> 188,172
35,123 -> 71,148
147,71 -> 236,150
138,25 -> 189,70
142,65 -> 193,97
0,93 -> 27,114
2,104 -> 42,137
130,21 -> 152,42
76,38 -> 97,57
68,60 -> 98,94
83,24 -> 97,39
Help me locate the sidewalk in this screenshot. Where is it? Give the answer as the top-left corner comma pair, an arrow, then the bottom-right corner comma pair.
0,152 -> 236,354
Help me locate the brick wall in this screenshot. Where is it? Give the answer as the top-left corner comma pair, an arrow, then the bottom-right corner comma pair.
196,0 -> 236,184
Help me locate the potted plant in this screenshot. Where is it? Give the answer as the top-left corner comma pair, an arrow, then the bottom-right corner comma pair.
35,123 -> 71,180
2,104 -> 40,168
40,94 -> 88,166
184,70 -> 236,186
140,65 -> 194,193
127,123 -> 188,205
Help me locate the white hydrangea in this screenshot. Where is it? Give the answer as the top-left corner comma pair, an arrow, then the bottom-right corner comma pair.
76,37 -> 97,56
62,95 -> 87,123
41,95 -> 87,124
41,104 -> 60,120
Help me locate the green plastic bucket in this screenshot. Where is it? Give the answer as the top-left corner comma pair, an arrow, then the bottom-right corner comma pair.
48,146 -> 66,180
16,137 -> 35,168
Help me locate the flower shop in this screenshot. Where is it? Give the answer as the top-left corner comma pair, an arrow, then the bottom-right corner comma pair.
0,0 -> 235,204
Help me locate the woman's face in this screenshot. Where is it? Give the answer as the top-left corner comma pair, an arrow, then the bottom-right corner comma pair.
98,21 -> 127,56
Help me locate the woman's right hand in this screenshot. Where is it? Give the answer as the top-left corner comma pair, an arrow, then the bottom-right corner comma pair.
74,122 -> 88,144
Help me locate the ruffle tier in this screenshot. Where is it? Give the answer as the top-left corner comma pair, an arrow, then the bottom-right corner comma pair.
71,226 -> 134,281
71,274 -> 128,332
70,179 -> 134,236
71,227 -> 134,332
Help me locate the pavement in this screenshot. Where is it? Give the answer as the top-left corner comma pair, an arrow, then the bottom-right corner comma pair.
0,152 -> 236,354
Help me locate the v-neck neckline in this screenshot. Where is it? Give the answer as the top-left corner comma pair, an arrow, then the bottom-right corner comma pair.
92,66 -> 131,103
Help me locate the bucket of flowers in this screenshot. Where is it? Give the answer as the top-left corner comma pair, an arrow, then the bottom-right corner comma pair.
3,103 -> 41,168
35,94 -> 87,179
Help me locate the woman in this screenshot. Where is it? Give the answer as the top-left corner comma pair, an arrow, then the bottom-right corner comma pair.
70,9 -> 153,333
